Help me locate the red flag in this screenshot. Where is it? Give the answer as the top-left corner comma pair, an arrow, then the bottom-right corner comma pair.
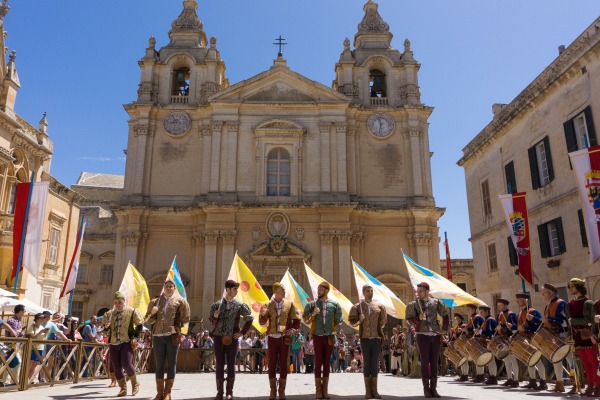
499,192 -> 533,287
444,233 -> 452,281
11,183 -> 31,279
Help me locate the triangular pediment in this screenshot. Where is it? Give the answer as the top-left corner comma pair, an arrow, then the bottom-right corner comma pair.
209,65 -> 350,103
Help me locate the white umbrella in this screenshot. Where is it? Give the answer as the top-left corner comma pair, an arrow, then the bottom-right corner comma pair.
0,287 -> 17,297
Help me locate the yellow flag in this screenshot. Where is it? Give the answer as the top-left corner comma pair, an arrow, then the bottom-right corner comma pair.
304,262 -> 357,330
118,262 -> 150,317
225,253 -> 269,333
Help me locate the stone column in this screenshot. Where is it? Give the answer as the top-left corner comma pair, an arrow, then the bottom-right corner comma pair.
202,230 -> 219,318
220,230 -> 237,288
132,126 -> 149,197
336,123 -> 348,193
209,122 -> 222,193
319,123 -> 331,193
336,230 -> 352,294
408,233 -> 432,267
319,230 -> 334,283
226,123 -> 239,192
347,128 -> 357,196
190,232 -> 203,300
117,231 -> 145,291
200,126 -> 212,194
408,128 -> 423,197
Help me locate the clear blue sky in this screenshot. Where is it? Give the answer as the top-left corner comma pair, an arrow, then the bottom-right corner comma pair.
7,1 -> 600,259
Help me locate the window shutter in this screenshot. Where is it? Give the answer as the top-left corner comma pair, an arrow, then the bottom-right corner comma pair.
578,209 -> 589,248
538,223 -> 549,258
555,217 -> 566,254
542,136 -> 555,182
505,161 -> 517,193
528,146 -> 540,190
564,119 -> 578,152
583,106 -> 597,147
507,236 -> 518,266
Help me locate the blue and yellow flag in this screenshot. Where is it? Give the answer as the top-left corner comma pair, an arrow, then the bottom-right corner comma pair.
353,259 -> 406,318
403,252 -> 486,308
280,269 -> 311,316
167,257 -> 188,333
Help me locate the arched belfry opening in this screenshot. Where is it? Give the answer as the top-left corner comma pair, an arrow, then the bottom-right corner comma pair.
172,67 -> 190,97
369,69 -> 386,98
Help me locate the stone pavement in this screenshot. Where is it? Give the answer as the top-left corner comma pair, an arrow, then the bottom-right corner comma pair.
6,373 -> 578,399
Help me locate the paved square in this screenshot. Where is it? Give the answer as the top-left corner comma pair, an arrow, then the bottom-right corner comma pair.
5,373 -> 577,399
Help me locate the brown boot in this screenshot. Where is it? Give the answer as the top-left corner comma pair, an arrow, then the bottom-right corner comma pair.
584,384 -> 595,396
594,386 -> 600,397
430,377 -> 441,398
567,383 -> 581,394
117,378 -> 127,397
363,377 -> 372,399
536,379 -> 547,391
485,375 -> 498,385
548,381 -> 565,392
109,372 -> 117,388
225,378 -> 235,400
278,378 -> 287,400
214,378 -> 225,400
153,379 -> 165,400
371,377 -> 382,399
422,378 -> 432,398
322,377 -> 331,399
269,378 -> 277,400
315,378 -> 323,399
164,379 -> 174,400
130,374 -> 140,396
523,379 -> 538,389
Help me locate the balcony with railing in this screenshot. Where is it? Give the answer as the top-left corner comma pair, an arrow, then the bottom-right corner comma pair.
171,95 -> 189,104
370,97 -> 388,106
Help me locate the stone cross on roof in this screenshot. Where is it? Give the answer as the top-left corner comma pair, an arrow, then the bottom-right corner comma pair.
273,35 -> 287,57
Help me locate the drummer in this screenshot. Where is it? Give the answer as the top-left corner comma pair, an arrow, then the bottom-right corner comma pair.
495,298 -> 519,388
449,313 -> 469,382
515,293 -> 547,390
465,304 -> 485,383
540,283 -> 571,393
479,305 -> 498,385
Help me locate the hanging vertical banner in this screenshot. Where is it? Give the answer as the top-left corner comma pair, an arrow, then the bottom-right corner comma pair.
60,219 -> 87,298
570,145 -> 600,264
12,181 -> 50,280
499,192 -> 533,286
444,232 -> 452,281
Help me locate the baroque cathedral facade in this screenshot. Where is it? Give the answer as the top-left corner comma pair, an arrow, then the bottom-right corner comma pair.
73,0 -> 444,324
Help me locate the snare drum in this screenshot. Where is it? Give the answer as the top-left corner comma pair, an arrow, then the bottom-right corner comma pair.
532,326 -> 571,364
455,335 -> 472,361
445,342 -> 466,367
487,335 -> 510,360
509,333 -> 542,367
466,337 -> 493,366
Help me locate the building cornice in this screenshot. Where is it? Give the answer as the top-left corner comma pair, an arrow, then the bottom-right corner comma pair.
458,17 -> 600,167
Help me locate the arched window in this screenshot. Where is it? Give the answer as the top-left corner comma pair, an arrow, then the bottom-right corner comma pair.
267,148 -> 290,196
369,69 -> 386,98
172,68 -> 190,97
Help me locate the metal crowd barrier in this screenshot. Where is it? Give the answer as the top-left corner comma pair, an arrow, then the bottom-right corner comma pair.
0,337 -> 152,392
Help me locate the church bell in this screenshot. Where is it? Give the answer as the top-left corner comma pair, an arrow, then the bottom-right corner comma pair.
176,71 -> 187,88
370,73 -> 386,97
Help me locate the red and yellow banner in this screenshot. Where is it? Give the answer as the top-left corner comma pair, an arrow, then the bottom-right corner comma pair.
499,192 -> 533,286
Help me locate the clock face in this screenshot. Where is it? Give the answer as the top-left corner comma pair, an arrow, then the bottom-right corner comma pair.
367,113 -> 395,138
163,111 -> 191,137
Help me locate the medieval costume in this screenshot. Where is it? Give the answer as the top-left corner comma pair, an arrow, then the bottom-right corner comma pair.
303,281 -> 343,399
478,305 -> 498,385
258,282 -> 301,400
406,282 -> 449,399
145,280 -> 191,400
209,280 -> 254,400
465,304 -> 485,383
541,283 -> 571,393
348,290 -> 387,399
515,293 -> 547,390
449,314 -> 468,381
496,298 -> 519,388
102,291 -> 144,397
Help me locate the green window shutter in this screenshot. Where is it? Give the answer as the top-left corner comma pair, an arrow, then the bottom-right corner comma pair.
555,217 -> 566,254
542,136 -> 555,182
564,119 -> 578,152
507,236 -> 518,266
505,161 -> 517,193
528,146 -> 540,190
583,106 -> 597,147
538,223 -> 549,258
578,209 -> 589,248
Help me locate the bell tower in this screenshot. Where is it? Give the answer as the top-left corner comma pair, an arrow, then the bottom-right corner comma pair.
333,0 -> 421,108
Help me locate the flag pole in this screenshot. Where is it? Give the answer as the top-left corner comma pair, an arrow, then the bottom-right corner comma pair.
67,214 -> 85,314
13,170 -> 36,295
508,183 -> 527,294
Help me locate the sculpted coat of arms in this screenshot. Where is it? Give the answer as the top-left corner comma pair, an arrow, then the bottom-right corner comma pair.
163,111 -> 191,136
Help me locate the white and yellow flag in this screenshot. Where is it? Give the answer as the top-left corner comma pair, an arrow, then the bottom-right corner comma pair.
353,259 -> 406,319
225,253 -> 269,333
118,262 -> 151,316
303,262 -> 356,329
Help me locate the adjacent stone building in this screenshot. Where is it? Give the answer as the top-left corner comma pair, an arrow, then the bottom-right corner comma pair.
458,17 -> 600,309
74,0 -> 445,327
0,1 -> 82,312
